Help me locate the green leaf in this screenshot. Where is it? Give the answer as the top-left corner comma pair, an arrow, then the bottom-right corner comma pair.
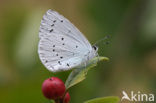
48,100 -> 55,103
65,56 -> 109,90
84,96 -> 120,103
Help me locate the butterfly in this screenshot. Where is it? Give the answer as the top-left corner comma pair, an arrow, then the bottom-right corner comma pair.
38,9 -> 98,72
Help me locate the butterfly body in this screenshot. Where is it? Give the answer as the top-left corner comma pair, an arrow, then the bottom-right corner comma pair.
38,9 -> 98,72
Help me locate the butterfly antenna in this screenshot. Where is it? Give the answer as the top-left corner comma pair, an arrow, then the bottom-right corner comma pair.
93,35 -> 110,46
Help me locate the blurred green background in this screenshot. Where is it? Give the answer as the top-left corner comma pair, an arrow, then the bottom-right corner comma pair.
0,0 -> 156,103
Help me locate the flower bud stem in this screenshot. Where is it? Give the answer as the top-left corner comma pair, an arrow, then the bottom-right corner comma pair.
55,99 -> 63,103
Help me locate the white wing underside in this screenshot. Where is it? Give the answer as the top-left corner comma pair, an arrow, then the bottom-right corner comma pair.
38,9 -> 92,72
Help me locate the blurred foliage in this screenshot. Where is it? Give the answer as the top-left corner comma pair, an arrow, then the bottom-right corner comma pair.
0,0 -> 156,103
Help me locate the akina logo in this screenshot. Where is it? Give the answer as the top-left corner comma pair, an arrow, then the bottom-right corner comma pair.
121,91 -> 155,102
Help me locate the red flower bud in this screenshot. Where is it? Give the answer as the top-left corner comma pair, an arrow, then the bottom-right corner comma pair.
64,92 -> 70,103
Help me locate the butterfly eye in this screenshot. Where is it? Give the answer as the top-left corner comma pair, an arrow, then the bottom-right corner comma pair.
92,46 -> 97,50
92,45 -> 98,51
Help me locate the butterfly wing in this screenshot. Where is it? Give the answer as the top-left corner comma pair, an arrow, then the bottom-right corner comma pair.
38,9 -> 92,72
40,9 -> 92,50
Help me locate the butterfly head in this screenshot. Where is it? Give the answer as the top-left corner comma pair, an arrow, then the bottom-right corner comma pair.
92,45 -> 98,53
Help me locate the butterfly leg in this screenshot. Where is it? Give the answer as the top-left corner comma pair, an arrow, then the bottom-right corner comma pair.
82,57 -> 87,68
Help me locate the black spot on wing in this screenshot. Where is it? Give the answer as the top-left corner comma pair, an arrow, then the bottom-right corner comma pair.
50,29 -> 53,32
67,63 -> 69,66
68,30 -> 71,33
58,61 -> 61,65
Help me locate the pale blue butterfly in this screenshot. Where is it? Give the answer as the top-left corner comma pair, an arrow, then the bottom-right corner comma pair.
38,9 -> 98,72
